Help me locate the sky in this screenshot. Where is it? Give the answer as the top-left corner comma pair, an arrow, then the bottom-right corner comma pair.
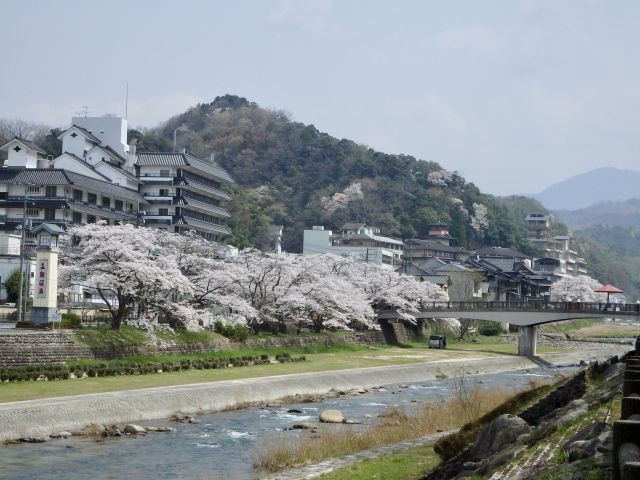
2,0 -> 639,196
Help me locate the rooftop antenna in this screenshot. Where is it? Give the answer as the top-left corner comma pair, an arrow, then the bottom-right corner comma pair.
75,105 -> 91,118
125,81 -> 129,120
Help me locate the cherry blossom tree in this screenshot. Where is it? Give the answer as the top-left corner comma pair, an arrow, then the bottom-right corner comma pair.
59,223 -> 195,330
550,275 -> 607,302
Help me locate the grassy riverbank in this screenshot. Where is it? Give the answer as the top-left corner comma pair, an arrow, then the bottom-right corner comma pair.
0,342 -> 524,403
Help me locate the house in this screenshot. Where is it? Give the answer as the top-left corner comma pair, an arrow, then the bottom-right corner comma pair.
302,224 -> 403,267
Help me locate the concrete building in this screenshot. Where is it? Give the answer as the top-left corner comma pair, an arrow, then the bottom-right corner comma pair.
136,152 -> 233,241
302,224 -> 403,267
525,212 -> 587,277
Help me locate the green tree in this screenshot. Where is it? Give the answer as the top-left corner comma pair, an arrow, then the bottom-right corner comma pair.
4,269 -> 26,303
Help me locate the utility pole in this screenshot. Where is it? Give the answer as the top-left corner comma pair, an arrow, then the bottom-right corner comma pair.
16,184 -> 27,323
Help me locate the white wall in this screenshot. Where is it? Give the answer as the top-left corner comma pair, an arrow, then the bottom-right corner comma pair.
61,130 -> 94,159
51,155 -> 105,180
73,116 -> 128,158
4,140 -> 39,168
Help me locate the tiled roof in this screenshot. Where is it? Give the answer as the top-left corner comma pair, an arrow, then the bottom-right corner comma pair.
65,171 -> 146,203
184,154 -> 234,183
476,246 -> 528,259
136,152 -> 235,183
0,168 -> 69,185
421,275 -> 450,286
0,168 -> 146,204
136,152 -> 188,166
404,239 -> 469,254
0,136 -> 47,155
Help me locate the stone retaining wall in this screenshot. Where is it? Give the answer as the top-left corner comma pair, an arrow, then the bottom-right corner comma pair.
0,331 -> 384,367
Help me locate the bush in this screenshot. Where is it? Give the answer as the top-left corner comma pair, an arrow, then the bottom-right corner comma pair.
214,321 -> 249,342
60,313 -> 82,329
478,321 -> 502,337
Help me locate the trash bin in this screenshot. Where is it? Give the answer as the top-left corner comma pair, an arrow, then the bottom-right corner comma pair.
428,335 -> 446,349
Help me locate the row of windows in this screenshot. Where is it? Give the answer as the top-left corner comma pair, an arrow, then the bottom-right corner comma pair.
182,189 -> 220,206
182,170 -> 222,190
181,208 -> 222,225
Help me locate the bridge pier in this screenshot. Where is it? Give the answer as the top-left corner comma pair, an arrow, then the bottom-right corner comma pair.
518,326 -> 537,357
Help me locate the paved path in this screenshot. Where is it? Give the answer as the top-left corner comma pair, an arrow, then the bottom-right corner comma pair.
259,430 -> 454,479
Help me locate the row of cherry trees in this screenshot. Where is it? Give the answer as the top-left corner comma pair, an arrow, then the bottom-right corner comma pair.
59,223 -> 447,331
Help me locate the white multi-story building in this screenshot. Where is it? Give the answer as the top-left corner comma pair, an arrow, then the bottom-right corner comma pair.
303,224 -> 403,267
0,114 -> 235,243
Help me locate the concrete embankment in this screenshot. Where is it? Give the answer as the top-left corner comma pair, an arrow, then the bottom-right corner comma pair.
0,346 -> 626,442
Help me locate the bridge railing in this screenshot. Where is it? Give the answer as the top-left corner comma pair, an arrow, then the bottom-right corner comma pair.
421,301 -> 640,315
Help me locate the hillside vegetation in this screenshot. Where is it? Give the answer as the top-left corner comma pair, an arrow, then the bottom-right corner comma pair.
139,95 -> 531,253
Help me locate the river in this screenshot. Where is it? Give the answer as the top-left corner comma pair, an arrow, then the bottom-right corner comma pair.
0,366 -> 577,480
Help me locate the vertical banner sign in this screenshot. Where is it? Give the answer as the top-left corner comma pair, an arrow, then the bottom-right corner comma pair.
36,259 -> 48,298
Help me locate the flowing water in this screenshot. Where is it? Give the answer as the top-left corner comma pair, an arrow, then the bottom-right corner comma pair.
0,366 -> 576,480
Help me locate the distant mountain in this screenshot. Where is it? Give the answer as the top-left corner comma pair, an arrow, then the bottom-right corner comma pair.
555,198 -> 640,231
532,167 -> 640,210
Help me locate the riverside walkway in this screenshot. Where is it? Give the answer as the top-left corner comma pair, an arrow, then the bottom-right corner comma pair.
379,301 -> 640,356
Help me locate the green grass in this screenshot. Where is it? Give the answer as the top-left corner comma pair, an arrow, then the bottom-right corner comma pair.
540,318 -> 599,334
315,443 -> 440,480
0,345 -> 507,403
70,326 -> 150,347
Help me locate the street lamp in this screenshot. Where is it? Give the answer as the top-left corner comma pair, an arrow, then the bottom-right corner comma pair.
172,125 -> 189,152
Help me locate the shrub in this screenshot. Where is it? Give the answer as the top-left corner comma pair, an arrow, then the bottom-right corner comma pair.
60,313 -> 82,329
214,321 -> 249,342
478,321 -> 502,337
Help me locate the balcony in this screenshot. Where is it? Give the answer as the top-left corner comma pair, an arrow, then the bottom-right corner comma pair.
180,197 -> 231,218
139,173 -> 174,184
143,194 -> 175,204
67,198 -> 137,219
143,214 -> 174,225
179,215 -> 230,235
2,195 -> 69,208
177,176 -> 231,200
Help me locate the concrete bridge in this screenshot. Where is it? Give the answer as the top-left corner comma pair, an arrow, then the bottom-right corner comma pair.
378,301 -> 640,356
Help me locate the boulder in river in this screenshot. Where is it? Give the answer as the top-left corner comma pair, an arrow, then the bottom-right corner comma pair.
124,424 -> 146,435
292,422 -> 316,430
319,409 -> 345,423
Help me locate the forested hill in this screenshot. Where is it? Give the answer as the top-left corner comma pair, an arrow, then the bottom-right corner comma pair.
134,95 -> 530,253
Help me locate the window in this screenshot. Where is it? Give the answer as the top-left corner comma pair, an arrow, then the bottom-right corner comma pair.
72,212 -> 82,223
158,208 -> 169,216
0,192 -> 7,200
45,186 -> 57,197
73,189 -> 83,201
44,209 -> 56,221
87,215 -> 96,224
102,196 -> 111,208
159,189 -> 170,196
27,186 -> 40,194
160,169 -> 171,177
87,193 -> 97,204
26,209 -> 39,217
114,200 -> 123,211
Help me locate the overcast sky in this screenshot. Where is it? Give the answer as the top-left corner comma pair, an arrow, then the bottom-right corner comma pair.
2,0 -> 639,195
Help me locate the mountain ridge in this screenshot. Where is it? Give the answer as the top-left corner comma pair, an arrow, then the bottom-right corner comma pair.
530,166 -> 640,211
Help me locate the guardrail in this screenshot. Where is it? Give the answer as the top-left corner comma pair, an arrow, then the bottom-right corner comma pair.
420,301 -> 640,315
613,338 -> 640,479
